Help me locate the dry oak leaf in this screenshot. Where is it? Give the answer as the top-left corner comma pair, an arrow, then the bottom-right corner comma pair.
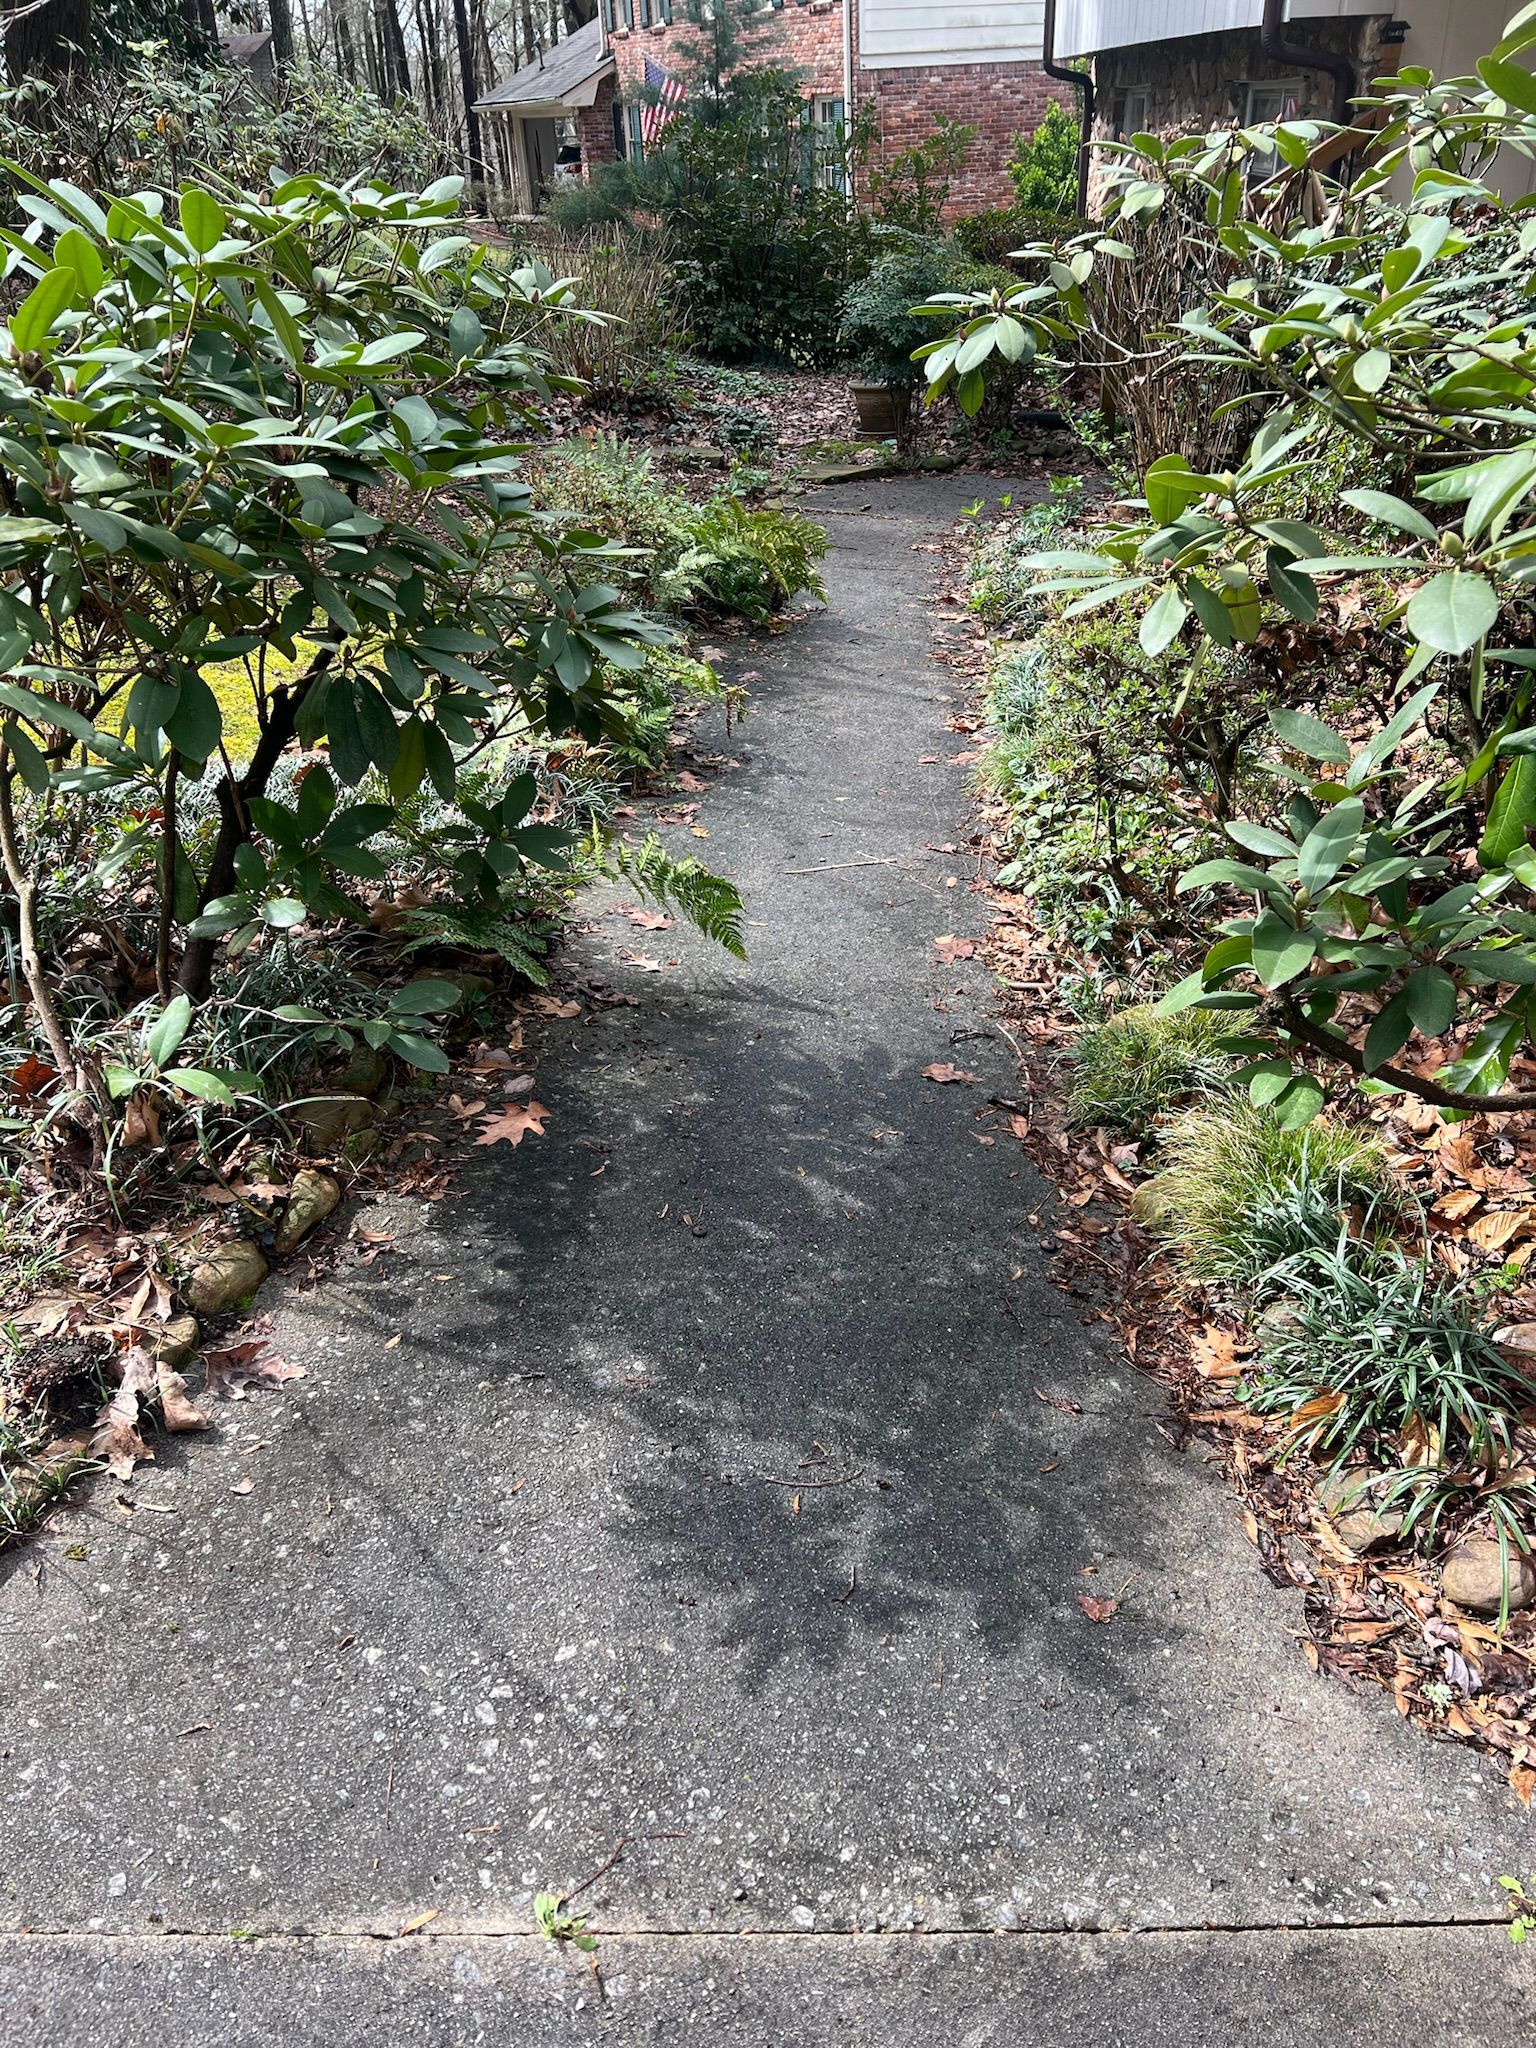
90,1347 -> 156,1480
156,1361 -> 208,1434
933,935 -> 976,963
202,1337 -> 304,1401
1188,1326 -> 1249,1383
623,907 -> 675,931
475,1100 -> 552,1147
531,995 -> 581,1019
922,1062 -> 979,1085
1076,1594 -> 1119,1623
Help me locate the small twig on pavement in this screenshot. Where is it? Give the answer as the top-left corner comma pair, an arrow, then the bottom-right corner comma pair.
759,1466 -> 866,1488
784,857 -> 899,874
563,1830 -> 690,1908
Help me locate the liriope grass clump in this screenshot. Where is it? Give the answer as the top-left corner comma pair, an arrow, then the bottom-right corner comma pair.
1148,1100 -> 1401,1290
1068,1004 -> 1232,1134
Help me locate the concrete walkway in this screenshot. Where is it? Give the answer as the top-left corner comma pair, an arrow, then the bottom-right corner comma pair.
1,475 -> 1531,2044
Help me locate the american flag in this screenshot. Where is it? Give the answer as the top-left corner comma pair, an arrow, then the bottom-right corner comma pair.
641,54 -> 686,148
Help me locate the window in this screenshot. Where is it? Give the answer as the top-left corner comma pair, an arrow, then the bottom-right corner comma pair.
1243,78 -> 1301,180
1116,87 -> 1150,140
1244,79 -> 1302,125
809,95 -> 848,194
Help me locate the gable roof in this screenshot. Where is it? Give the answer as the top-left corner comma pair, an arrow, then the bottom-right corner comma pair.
473,17 -> 613,114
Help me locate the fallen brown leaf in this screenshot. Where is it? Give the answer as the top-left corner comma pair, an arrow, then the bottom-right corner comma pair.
475,1100 -> 552,1147
922,1063 -> 979,1084
1076,1594 -> 1118,1623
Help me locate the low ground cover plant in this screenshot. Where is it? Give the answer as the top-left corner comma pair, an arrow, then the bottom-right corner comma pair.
533,434 -> 827,622
1146,1100 -> 1397,1289
1067,1003 -> 1230,1134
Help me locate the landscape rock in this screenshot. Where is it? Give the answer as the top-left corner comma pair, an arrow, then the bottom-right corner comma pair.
1441,1537 -> 1536,1615
184,1240 -> 269,1316
344,1126 -> 383,1164
331,1044 -> 388,1096
1129,1174 -> 1177,1230
293,1093 -> 378,1152
1316,1468 -> 1405,1555
275,1169 -> 342,1255
151,1314 -> 200,1371
7,1429 -> 92,1521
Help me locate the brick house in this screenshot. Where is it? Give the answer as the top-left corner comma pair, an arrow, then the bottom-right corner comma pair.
475,4 -> 1069,219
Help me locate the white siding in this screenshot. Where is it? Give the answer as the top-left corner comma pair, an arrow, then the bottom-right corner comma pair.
859,0 -> 1045,69
1054,0 -> 1362,62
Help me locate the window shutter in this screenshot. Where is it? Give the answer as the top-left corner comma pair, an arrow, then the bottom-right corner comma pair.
601,0 -> 613,28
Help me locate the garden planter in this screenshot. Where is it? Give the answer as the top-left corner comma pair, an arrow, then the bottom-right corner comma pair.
850,380 -> 911,440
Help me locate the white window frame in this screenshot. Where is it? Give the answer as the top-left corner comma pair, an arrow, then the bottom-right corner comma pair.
810,93 -> 848,194
1118,86 -> 1151,140
1243,78 -> 1302,181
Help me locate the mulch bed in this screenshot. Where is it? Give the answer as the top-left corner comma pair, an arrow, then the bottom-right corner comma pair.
923,504 -> 1536,1805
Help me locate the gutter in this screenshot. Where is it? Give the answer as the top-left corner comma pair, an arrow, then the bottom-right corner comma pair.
1260,0 -> 1355,124
1040,0 -> 1095,218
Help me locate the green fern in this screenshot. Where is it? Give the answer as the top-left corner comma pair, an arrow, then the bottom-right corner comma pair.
397,901 -> 554,986
614,835 -> 746,958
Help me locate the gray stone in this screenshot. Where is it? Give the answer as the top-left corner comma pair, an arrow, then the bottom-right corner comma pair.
344,1125 -> 384,1164
274,1168 -> 342,1255
1129,1172 -> 1177,1229
1316,1467 -> 1405,1555
332,1043 -> 389,1096
1441,1535 -> 1536,1615
292,1091 -> 378,1152
151,1313 -> 200,1371
410,966 -> 493,1003
183,1239 -> 268,1316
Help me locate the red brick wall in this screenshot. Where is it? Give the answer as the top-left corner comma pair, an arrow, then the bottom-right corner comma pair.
606,4 -> 845,107
575,74 -> 620,171
861,62 -> 1072,218
599,3 -> 1068,216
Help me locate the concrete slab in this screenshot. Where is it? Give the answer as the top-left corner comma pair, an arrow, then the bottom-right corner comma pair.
0,1927 -> 1526,2047
0,481 -> 1529,1995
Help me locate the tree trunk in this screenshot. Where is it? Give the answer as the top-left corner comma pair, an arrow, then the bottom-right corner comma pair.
270,0 -> 295,70
451,0 -> 487,192
5,0 -> 92,80
376,0 -> 411,96
176,669 -> 319,1002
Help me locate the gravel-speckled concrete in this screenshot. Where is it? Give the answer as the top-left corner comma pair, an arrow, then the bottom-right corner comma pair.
0,478 -> 1530,2041
0,1926 -> 1528,2047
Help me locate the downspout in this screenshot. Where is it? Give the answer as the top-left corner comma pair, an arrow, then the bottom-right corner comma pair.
1260,0 -> 1354,124
842,0 -> 854,211
1040,0 -> 1095,219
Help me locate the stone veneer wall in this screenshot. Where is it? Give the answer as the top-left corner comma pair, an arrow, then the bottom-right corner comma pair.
1088,17 -> 1385,148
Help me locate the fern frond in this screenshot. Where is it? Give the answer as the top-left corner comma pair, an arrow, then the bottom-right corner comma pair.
613,835 -> 746,959
397,901 -> 553,986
